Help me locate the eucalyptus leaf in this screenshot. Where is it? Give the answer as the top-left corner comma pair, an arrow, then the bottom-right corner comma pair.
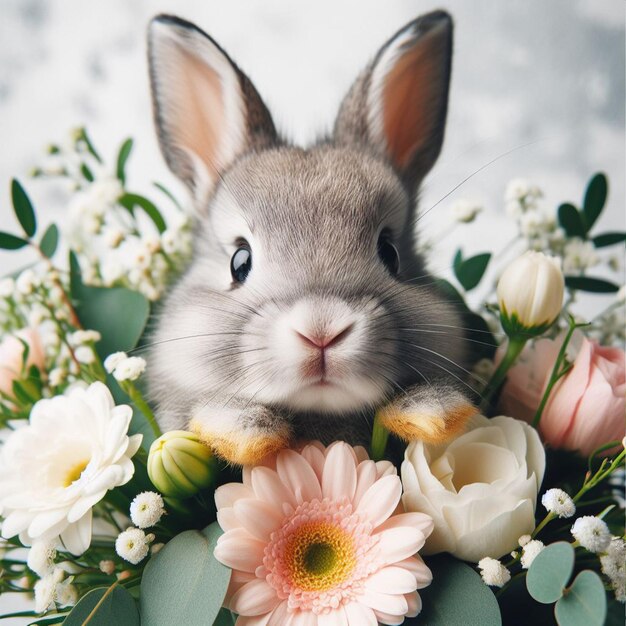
582,173 -> 607,231
39,223 -> 59,258
116,138 -> 134,184
412,555 -> 501,625
558,203 -> 586,238
140,522 -> 231,626
0,231 -> 29,250
555,570 -> 606,626
214,608 -> 237,625
592,232 -> 626,248
453,252 -> 491,291
119,193 -> 167,233
526,541 -> 575,604
565,275 -> 620,293
63,585 -> 139,626
11,179 -> 37,237
69,252 -> 150,360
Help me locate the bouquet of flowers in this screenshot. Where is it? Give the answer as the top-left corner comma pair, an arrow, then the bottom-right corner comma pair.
0,128 -> 624,626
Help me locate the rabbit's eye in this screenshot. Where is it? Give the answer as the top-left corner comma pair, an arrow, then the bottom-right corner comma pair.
231,244 -> 252,283
377,232 -> 399,276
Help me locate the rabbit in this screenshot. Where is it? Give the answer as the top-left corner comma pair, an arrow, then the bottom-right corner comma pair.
145,10 -> 477,465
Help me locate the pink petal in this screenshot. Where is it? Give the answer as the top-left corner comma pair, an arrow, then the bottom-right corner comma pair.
344,601 -> 377,626
405,591 -> 422,618
251,467 -> 296,508
215,530 -> 266,573
375,460 -> 397,478
267,601 -> 291,626
353,446 -> 370,463
361,590 -> 408,616
372,611 -> 405,626
318,607 -> 348,626
225,570 -> 256,604
365,566 -> 418,594
217,508 -> 239,532
355,474 -> 402,527
322,442 -> 357,502
237,613 -> 273,626
396,556 -> 433,589
300,445 -> 326,482
354,461 -> 377,507
234,498 -> 284,542
374,512 -> 434,540
215,483 -> 254,510
276,449 -> 322,504
230,579 -> 279,616
376,526 -> 426,565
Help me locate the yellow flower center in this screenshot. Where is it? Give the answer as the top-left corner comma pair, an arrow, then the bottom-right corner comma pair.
63,459 -> 89,487
285,522 -> 356,591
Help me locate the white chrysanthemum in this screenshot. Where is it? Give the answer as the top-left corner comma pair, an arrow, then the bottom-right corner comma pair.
104,351 -> 128,374
27,539 -> 57,577
477,558 -> 511,587
34,568 -> 64,613
130,492 -> 165,529
542,488 -> 576,518
115,528 -> 154,564
74,346 -> 95,364
113,356 -> 146,382
571,516 -> 611,553
0,382 -> 142,555
450,198 -> 482,223
520,540 -> 544,569
600,538 -> 626,580
69,330 -> 101,346
518,534 -> 531,547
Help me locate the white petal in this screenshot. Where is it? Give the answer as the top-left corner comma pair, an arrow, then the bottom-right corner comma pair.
67,491 -> 106,523
28,509 -> 68,539
60,510 -> 92,555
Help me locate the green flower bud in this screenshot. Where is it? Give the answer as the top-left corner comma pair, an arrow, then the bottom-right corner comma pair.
148,430 -> 214,498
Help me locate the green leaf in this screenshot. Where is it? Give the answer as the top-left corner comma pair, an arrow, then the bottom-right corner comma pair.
63,585 -> 139,626
0,231 -> 29,250
28,615 -> 68,625
526,541 -> 575,604
582,173 -> 607,231
11,179 -> 37,237
558,203 -> 586,238
565,276 -> 620,293
412,555 -> 501,625
140,522 -> 231,626
119,193 -> 167,233
116,138 -> 134,185
69,252 -> 150,360
39,223 -> 59,258
80,163 -> 94,182
453,251 -> 491,291
555,570 -> 607,626
592,232 -> 626,248
213,608 -> 237,626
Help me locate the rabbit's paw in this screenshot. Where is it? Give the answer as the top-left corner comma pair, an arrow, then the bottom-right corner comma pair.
189,403 -> 292,465
377,386 -> 476,444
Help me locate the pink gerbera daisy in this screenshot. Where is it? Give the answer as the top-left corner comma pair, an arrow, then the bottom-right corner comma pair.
214,441 -> 433,625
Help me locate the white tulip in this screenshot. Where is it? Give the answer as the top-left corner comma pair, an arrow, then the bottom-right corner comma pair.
497,251 -> 564,333
402,414 -> 545,563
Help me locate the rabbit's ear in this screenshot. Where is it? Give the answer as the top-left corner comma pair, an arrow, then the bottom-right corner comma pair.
148,15 -> 277,204
334,11 -> 452,189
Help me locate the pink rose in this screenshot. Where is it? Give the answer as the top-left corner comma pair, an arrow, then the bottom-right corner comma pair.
0,328 -> 45,397
499,330 -> 625,456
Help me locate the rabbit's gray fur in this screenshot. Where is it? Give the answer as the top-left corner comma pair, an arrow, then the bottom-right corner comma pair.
146,12 -> 472,451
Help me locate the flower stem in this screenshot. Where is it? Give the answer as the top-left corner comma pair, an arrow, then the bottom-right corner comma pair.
531,317 -> 581,429
370,412 -> 389,462
123,382 -> 162,439
479,335 -> 527,412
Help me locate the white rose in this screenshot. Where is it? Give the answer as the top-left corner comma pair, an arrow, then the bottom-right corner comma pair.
401,414 -> 545,562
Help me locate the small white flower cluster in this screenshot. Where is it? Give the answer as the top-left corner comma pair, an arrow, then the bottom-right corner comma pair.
33,566 -> 77,614
520,539 -> 544,569
600,538 -> 626,602
104,351 -> 147,382
477,557 -> 511,587
570,516 -> 612,553
449,198 -> 483,224
130,491 -> 165,529
542,488 -> 576,518
115,527 -> 156,565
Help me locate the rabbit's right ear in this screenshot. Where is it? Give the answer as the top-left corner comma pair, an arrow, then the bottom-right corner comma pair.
148,15 -> 277,205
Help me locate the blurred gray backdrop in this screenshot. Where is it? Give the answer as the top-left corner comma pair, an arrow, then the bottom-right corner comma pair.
0,0 -> 624,621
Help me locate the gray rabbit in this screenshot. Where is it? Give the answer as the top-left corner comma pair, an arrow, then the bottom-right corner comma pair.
146,11 -> 476,464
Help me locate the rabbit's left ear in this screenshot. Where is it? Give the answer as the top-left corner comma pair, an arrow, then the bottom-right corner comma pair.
148,15 -> 277,206
334,11 -> 453,189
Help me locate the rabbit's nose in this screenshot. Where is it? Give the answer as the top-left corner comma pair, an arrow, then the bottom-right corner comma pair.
294,323 -> 354,350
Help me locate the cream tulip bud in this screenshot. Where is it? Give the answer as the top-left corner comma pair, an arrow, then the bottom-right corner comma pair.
497,251 -> 564,336
147,431 -> 214,498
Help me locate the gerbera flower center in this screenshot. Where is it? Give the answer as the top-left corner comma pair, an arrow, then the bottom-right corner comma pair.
63,459 -> 89,487
284,522 -> 356,591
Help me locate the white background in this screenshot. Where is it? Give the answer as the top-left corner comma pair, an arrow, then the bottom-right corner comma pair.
0,0 -> 624,621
